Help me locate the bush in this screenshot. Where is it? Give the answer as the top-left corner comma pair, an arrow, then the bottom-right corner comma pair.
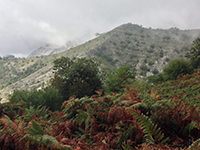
165,57 -> 170,62
147,73 -> 165,85
185,37 -> 200,68
10,87 -> 63,111
163,58 -> 193,81
104,66 -> 135,93
140,64 -> 149,71
148,60 -> 155,66
152,68 -> 159,75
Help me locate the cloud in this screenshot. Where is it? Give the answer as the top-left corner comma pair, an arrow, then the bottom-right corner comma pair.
0,0 -> 200,57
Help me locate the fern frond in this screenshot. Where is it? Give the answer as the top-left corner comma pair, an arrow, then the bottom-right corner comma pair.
0,115 -> 18,130
42,135 -> 72,150
74,109 -> 88,126
182,121 -> 197,136
26,120 -> 44,136
131,110 -> 169,144
188,138 -> 200,149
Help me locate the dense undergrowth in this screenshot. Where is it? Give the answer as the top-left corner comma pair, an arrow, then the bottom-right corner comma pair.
0,69 -> 200,149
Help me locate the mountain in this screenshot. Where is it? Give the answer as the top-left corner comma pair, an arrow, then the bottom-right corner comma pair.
1,23 -> 200,103
28,41 -> 76,58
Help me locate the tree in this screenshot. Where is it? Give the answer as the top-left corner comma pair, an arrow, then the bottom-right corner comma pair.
185,37 -> 200,68
51,57 -> 103,99
103,66 -> 135,93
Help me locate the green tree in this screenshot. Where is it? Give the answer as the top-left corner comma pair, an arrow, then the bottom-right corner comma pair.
104,66 -> 135,93
163,58 -> 193,81
51,57 -> 103,99
185,37 -> 200,68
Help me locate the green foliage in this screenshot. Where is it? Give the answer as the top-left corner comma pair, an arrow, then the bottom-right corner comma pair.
160,50 -> 164,58
131,111 -> 169,145
147,73 -> 165,85
164,57 -> 170,62
152,68 -> 159,75
22,105 -> 49,122
51,57 -> 103,99
10,86 -> 63,111
163,58 -> 194,80
188,138 -> 200,149
0,58 -> 45,90
148,60 -> 154,66
140,64 -> 149,71
103,66 -> 135,93
1,68 -> 200,149
185,37 -> 200,68
21,120 -> 72,150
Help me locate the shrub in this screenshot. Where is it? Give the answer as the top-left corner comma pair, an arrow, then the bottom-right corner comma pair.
165,57 -> 170,62
104,66 -> 135,93
185,37 -> 200,68
160,50 -> 164,58
147,73 -> 165,84
140,64 -> 149,71
10,87 -> 63,111
148,60 -> 155,66
163,58 -> 193,80
152,68 -> 159,75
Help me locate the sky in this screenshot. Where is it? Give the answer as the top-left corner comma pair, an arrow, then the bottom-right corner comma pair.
0,0 -> 200,57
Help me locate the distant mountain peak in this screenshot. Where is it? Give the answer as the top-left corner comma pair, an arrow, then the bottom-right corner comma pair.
28,41 -> 76,58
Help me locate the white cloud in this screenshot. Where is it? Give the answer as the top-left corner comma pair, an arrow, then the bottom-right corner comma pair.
0,0 -> 200,57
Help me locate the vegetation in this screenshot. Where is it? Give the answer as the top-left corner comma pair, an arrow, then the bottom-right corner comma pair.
51,57 -> 103,100
185,37 -> 200,68
1,67 -> 200,149
103,66 -> 135,93
1,25 -> 200,149
0,57 -> 45,89
1,23 -> 200,98
163,58 -> 194,80
10,87 -> 63,111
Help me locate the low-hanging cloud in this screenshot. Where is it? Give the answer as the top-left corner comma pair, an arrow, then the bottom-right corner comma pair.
0,0 -> 200,57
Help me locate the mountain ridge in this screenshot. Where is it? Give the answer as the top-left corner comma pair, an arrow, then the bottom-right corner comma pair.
1,23 -> 200,102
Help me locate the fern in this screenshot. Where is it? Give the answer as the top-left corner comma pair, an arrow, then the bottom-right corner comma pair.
116,123 -> 137,145
21,120 -> 72,149
131,110 -> 169,145
188,138 -> 200,149
182,121 -> 197,136
26,120 -> 45,136
74,109 -> 88,126
22,105 -> 49,122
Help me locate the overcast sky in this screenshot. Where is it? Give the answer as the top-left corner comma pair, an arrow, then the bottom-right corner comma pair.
0,0 -> 200,57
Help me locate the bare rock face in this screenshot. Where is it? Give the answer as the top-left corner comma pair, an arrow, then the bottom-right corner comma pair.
28,41 -> 76,58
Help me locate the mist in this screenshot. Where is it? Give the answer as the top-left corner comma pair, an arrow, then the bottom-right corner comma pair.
0,0 -> 200,57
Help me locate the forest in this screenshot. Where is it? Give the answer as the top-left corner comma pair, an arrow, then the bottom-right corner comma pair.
0,38 -> 200,149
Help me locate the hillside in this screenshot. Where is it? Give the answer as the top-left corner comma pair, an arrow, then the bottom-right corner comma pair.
1,23 -> 200,102
0,68 -> 200,149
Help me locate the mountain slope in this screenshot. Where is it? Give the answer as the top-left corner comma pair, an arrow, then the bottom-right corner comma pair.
1,23 -> 200,102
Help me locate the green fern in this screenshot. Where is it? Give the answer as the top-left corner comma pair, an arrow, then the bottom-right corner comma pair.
182,121 -> 197,136
188,138 -> 200,150
116,123 -> 137,145
26,120 -> 45,136
74,109 -> 88,126
131,110 -> 169,144
22,105 -> 49,122
21,120 -> 72,149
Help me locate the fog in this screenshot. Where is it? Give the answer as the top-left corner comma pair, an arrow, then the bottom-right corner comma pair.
0,0 -> 200,57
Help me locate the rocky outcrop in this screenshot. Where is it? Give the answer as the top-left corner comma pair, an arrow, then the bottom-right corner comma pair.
28,41 -> 76,58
